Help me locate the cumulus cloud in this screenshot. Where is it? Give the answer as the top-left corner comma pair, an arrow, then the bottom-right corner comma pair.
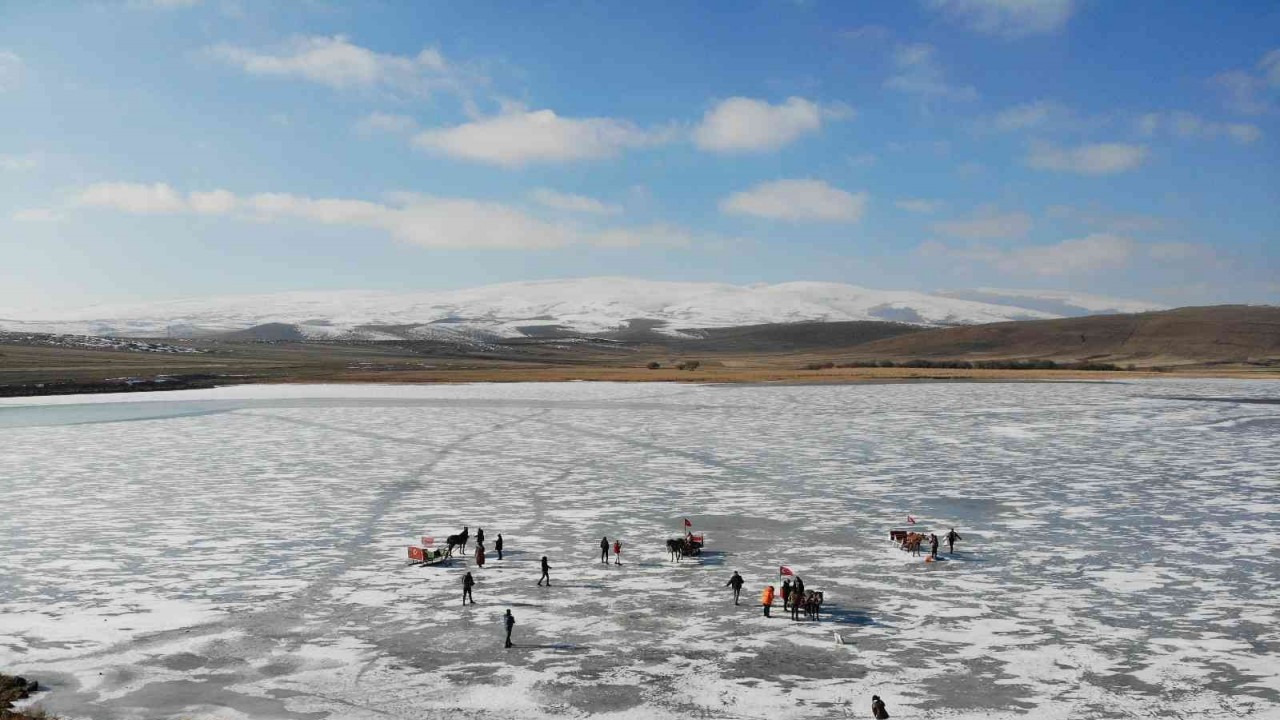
988,100 -> 1061,131
1026,142 -> 1147,175
692,97 -> 850,153
933,206 -> 1032,239
355,112 -> 418,135
0,153 -> 38,171
73,182 -> 703,250
11,208 -> 60,223
896,198 -> 945,214
1137,111 -> 1261,144
1210,48 -> 1280,115
413,109 -> 667,166
885,43 -> 977,101
77,182 -> 188,214
1046,205 -> 1164,234
927,0 -> 1074,38
920,233 -> 1135,276
0,50 -> 23,91
529,188 -> 620,215
210,36 -> 451,94
719,179 -> 867,223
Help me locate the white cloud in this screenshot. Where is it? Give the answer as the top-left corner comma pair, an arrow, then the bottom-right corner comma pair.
1147,242 -> 1216,264
990,100 -> 1059,131
895,198 -> 945,214
920,233 -> 1134,276
529,188 -> 621,215
719,179 -> 867,223
1046,205 -> 1163,233
885,43 -> 977,101
0,153 -> 38,171
933,206 -> 1031,239
1137,111 -> 1261,144
1026,142 -> 1148,175
927,0 -> 1074,38
130,0 -> 202,7
692,97 -> 850,153
414,109 -> 666,166
77,182 -> 187,214
1209,48 -> 1280,115
11,208 -> 60,223
355,112 -> 418,135
210,36 -> 451,94
189,189 -> 238,215
72,183 -> 705,250
0,50 -> 23,91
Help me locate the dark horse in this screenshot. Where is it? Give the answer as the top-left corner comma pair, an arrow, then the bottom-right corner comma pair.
445,527 -> 470,557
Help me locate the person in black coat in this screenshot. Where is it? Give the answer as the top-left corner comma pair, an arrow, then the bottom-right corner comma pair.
871,695 -> 889,719
462,572 -> 475,605
537,556 -> 551,586
476,528 -> 485,547
725,571 -> 745,605
495,534 -> 504,560
503,609 -> 515,648
600,536 -> 610,564
945,527 -> 962,554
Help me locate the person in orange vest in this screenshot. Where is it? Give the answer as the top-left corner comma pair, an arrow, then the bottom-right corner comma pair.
761,585 -> 776,617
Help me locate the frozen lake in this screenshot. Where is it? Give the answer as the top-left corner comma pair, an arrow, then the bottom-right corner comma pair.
1,380 -> 1278,719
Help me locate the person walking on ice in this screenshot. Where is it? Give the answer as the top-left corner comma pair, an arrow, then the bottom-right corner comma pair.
929,533 -> 939,560
599,536 -> 610,564
726,571 -> 745,605
503,609 -> 515,648
946,527 -> 962,554
612,538 -> 622,565
495,533 -> 504,560
761,585 -> 775,617
462,572 -> 475,605
538,556 -> 552,586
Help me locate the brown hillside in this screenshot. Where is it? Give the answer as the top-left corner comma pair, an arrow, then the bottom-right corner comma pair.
843,305 -> 1280,366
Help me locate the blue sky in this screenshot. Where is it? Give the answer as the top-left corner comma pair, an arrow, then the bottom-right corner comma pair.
1,0 -> 1277,310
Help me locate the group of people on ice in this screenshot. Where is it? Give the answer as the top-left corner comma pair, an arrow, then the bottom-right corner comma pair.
898,527 -> 962,559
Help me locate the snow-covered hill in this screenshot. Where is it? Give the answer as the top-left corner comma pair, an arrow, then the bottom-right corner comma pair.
0,278 -> 1164,339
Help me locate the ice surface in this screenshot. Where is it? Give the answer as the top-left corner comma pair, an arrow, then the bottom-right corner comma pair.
1,379 -> 1278,719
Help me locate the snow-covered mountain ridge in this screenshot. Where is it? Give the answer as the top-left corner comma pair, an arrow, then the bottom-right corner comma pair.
0,278 -> 1164,339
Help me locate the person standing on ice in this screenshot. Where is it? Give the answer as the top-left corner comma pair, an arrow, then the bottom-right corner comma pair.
871,695 -> 890,719
503,609 -> 515,648
476,527 -> 485,547
945,527 -> 962,554
475,542 -> 486,568
462,572 -> 475,605
781,579 -> 793,611
495,534 -> 504,560
612,538 -> 622,565
538,556 -> 552,586
726,571 -> 745,605
600,536 -> 610,564
929,533 -> 939,560
761,585 -> 775,617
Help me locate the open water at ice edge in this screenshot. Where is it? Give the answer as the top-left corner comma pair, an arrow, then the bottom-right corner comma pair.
1,379 -> 1278,719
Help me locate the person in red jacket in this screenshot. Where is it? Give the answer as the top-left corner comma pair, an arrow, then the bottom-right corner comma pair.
612,539 -> 622,565
475,542 -> 486,568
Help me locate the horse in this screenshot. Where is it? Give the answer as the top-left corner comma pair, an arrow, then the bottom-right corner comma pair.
803,591 -> 824,621
445,527 -> 470,557
666,538 -> 684,562
900,532 -> 925,556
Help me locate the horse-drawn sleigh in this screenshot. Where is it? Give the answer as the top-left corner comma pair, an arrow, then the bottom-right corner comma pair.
666,533 -> 704,561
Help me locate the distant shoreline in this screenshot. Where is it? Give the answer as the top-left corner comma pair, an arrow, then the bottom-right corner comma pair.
2,366 -> 1276,399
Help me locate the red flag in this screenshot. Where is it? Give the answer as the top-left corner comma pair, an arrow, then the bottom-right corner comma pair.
907,515 -> 916,524
684,518 -> 692,528
779,565 -> 794,576
421,536 -> 435,547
